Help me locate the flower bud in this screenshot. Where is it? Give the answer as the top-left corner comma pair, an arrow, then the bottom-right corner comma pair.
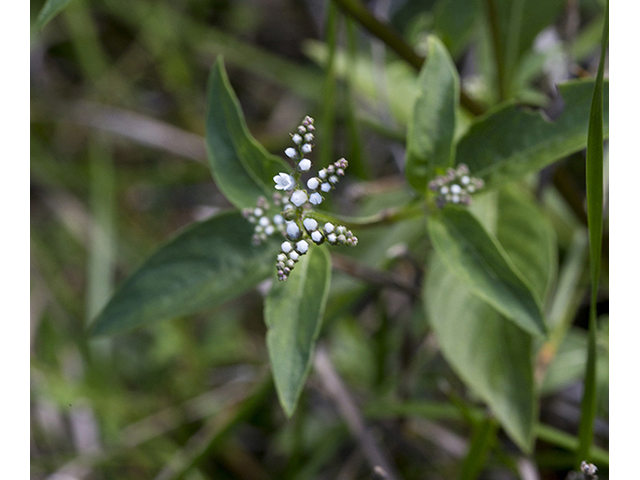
290,190 -> 308,207
303,218 -> 318,231
298,159 -> 312,171
309,193 -> 323,205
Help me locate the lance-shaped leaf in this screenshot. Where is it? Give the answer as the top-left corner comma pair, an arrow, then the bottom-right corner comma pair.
90,212 -> 277,336
265,246 -> 331,417
427,207 -> 546,337
496,186 -> 557,303
206,58 -> 291,209
425,256 -> 536,452
457,79 -> 609,188
405,35 -> 459,194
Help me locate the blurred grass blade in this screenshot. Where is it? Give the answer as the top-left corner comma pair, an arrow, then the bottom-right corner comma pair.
90,212 -> 278,336
405,35 -> 459,195
457,79 -> 609,189
265,246 -> 331,417
425,256 -> 536,451
206,58 -> 290,209
428,207 -> 547,337
86,139 -> 116,323
459,417 -> 498,480
577,0 -> 608,463
36,0 -> 74,30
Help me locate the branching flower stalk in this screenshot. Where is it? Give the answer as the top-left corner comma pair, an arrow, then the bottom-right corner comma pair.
242,116 -> 358,281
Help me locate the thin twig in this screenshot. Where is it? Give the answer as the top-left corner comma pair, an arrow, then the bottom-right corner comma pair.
67,101 -> 207,162
331,0 -> 486,116
331,253 -> 421,298
313,346 -> 403,480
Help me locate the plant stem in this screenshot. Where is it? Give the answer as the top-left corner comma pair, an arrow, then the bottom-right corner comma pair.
331,0 -> 486,116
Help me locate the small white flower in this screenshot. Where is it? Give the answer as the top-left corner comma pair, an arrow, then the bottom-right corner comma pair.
259,216 -> 270,227
304,133 -> 313,142
303,218 -> 318,231
440,186 -> 449,195
307,178 -> 319,190
277,253 -> 287,262
281,241 -> 293,253
274,172 -> 295,191
286,222 -> 301,239
254,208 -> 263,216
301,144 -> 312,154
292,133 -> 302,144
450,184 -> 462,194
311,231 -> 323,243
272,214 -> 284,225
320,183 -> 331,192
327,233 -> 337,244
329,175 -> 339,184
318,170 -> 327,179
451,194 -> 460,204
309,192 -> 323,205
285,147 -> 297,158
324,222 -> 334,234
296,240 -> 309,254
467,185 -> 476,193
265,225 -> 275,235
461,175 -> 470,185
289,251 -> 299,261
290,190 -> 308,207
298,159 -> 312,171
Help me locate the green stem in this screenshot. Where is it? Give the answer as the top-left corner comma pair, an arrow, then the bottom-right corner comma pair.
331,0 -> 486,116
307,201 -> 425,230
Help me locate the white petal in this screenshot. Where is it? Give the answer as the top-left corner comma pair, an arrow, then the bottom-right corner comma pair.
323,222 -> 334,234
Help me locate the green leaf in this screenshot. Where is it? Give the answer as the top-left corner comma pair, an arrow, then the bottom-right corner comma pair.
205,58 -> 290,210
484,0 -> 564,98
457,79 -> 609,188
425,256 -> 536,451
265,246 -> 332,417
90,212 -> 277,336
405,35 -> 459,194
35,0 -> 73,30
496,186 -> 557,303
578,0 -> 608,463
427,207 -> 546,337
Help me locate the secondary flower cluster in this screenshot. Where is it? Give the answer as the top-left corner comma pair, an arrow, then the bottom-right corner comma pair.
242,116 -> 358,281
428,163 -> 484,208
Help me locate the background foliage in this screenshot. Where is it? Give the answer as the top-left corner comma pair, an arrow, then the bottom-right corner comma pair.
31,0 -> 608,478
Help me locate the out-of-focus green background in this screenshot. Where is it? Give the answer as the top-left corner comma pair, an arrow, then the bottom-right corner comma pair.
30,0 -> 607,478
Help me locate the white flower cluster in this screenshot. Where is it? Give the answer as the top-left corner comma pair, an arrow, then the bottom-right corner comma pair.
428,163 -> 484,208
242,196 -> 286,245
276,219 -> 357,281
243,116 -> 358,281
